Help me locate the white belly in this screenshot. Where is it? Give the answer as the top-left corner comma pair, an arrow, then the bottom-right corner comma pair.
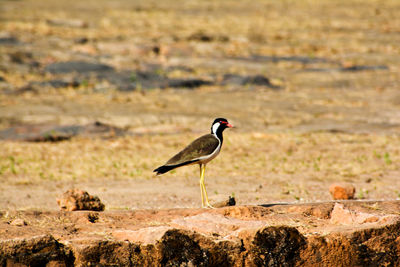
196,141 -> 221,165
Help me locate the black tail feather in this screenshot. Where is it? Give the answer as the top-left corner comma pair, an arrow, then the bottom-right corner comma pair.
153,165 -> 176,175
153,160 -> 198,175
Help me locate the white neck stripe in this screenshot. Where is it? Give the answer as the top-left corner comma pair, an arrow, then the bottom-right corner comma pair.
212,122 -> 220,135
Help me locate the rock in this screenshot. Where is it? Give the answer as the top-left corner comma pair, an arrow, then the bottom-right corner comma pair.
0,235 -> 73,266
213,196 -> 236,208
74,37 -> 89,44
170,212 -> 265,237
299,222 -> 400,266
1,202 -> 400,266
330,203 -> 398,225
283,202 -> 334,219
96,42 -> 152,56
165,78 -> 212,89
235,54 -> 329,64
14,84 -> 37,94
44,61 -> 114,74
187,31 -> 229,42
57,189 -> 105,211
69,239 -> 133,266
0,124 -> 74,142
42,61 -> 213,91
1,86 -> 18,95
0,121 -> 128,142
8,51 -> 33,64
187,31 -> 213,42
87,212 -> 99,223
112,226 -> 171,244
46,18 -> 88,28
76,121 -> 128,139
242,75 -> 272,86
100,69 -> 213,91
97,69 -> 160,91
341,65 -> 388,72
50,79 -> 80,88
5,51 -> 39,70
157,229 -> 208,266
303,65 -> 389,72
247,226 -> 306,266
221,73 -> 279,88
0,33 -> 19,45
9,219 -> 27,226
31,79 -> 80,89
165,65 -> 194,73
329,182 -> 356,200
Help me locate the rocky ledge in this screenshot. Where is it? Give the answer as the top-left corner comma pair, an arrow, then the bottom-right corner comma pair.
1,200 -> 400,266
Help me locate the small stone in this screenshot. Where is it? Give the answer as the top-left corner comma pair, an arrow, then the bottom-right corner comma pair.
46,18 -> 88,28
44,61 -> 114,74
213,196 -> 236,208
87,212 -> 99,223
9,218 -> 27,226
0,33 -> 19,45
57,189 -> 105,211
329,183 -> 356,200
74,37 -> 89,44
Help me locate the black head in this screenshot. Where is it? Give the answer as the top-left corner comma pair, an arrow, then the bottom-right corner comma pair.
211,118 -> 233,135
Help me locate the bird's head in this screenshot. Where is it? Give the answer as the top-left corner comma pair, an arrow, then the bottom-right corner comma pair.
211,118 -> 233,134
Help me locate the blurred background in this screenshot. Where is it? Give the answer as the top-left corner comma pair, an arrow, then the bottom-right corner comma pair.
0,0 -> 400,210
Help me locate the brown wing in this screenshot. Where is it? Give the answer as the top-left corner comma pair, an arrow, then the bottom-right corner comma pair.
165,134 -> 219,166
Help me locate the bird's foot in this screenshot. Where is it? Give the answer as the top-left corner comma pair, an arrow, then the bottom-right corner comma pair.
203,203 -> 215,209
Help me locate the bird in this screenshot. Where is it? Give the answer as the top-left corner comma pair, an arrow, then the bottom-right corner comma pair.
154,118 -> 233,208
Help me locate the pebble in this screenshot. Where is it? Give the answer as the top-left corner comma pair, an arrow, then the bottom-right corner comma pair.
10,218 -> 27,226
329,183 -> 356,200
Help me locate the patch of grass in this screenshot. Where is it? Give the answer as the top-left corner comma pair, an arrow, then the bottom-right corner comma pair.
362,203 -> 381,211
9,156 -> 17,175
384,152 -> 392,165
130,72 -> 137,82
357,189 -> 369,200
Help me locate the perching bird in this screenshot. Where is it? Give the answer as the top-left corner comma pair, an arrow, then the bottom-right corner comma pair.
153,118 -> 233,208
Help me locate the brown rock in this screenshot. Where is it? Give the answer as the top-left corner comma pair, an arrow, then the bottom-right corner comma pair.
0,235 -> 72,266
329,182 -> 356,200
330,203 -> 398,225
46,18 -> 88,28
247,226 -> 306,266
170,212 -> 265,238
9,218 -> 27,226
69,239 -> 133,266
2,202 -> 400,266
213,196 -> 236,208
57,189 -> 105,211
112,226 -> 171,244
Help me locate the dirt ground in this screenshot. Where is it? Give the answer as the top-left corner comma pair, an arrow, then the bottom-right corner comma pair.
1,0 -> 400,212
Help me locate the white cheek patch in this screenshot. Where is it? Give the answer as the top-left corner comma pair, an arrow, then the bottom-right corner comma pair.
212,122 -> 220,135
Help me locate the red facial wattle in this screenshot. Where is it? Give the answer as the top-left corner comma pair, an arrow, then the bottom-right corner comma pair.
221,121 -> 233,128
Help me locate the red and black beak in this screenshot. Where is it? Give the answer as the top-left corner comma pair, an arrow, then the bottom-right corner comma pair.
221,121 -> 234,128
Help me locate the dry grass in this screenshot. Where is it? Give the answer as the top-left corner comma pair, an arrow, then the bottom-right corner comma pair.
1,132 -> 400,203
1,131 -> 399,182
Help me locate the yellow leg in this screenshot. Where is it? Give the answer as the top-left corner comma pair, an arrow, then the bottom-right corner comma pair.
199,164 -> 205,207
200,164 -> 214,208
